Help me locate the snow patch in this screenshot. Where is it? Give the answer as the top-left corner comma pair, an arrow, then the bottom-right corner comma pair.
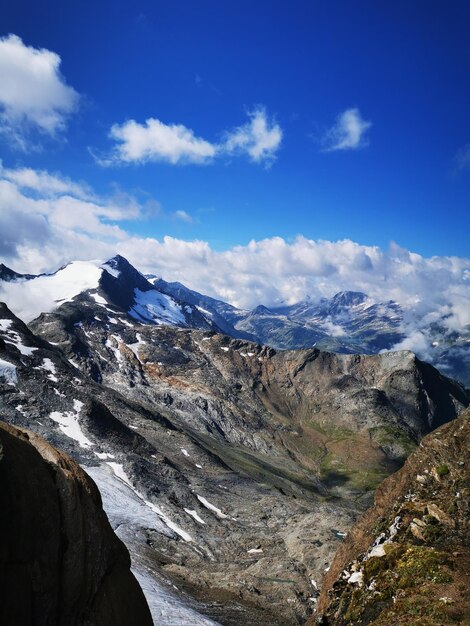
106,335 -> 123,363
90,292 -> 107,305
126,332 -> 146,359
0,261 -> 102,322
101,262 -> 121,278
106,462 -> 193,542
0,319 -> 38,356
35,358 -> 58,382
0,319 -> 13,331
196,495 -> 228,519
95,451 -> 115,459
129,289 -> 187,327
184,509 -> 206,524
49,399 -> 92,448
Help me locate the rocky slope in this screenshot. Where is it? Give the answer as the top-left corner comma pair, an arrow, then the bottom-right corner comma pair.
313,409 -> 470,626
29,290 -> 468,500
0,420 -> 152,626
0,255 -> 468,625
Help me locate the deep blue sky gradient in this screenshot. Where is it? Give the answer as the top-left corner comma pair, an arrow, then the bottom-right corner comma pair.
2,0 -> 470,255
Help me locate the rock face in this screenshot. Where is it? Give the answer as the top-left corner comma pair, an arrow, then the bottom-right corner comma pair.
0,420 -> 152,626
314,409 -> 470,626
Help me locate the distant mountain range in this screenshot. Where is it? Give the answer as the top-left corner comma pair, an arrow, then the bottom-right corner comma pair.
152,274 -> 470,387
1,255 -> 468,386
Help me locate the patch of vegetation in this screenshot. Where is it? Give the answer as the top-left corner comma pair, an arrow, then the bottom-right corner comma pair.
306,420 -> 357,442
369,425 -> 417,458
422,516 -> 444,543
338,544 -> 454,625
370,591 -> 465,626
320,450 -> 388,491
436,464 -> 450,477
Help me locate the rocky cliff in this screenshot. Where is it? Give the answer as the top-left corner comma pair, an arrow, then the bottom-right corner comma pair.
313,409 -> 470,626
0,420 -> 153,626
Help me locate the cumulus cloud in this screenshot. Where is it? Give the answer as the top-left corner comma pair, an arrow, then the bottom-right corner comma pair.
223,107 -> 282,164
0,34 -> 79,146
0,166 -> 141,270
322,108 -> 371,152
101,107 -> 282,166
107,118 -> 217,165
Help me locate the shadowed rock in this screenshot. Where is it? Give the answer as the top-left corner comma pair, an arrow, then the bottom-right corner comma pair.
0,421 -> 152,626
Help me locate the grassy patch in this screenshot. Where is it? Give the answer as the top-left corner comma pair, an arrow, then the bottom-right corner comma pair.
369,425 -> 417,458
320,451 -> 388,491
338,544 -> 455,625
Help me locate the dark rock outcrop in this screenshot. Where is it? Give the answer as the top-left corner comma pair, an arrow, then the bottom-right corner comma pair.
0,421 -> 152,626
314,409 -> 470,625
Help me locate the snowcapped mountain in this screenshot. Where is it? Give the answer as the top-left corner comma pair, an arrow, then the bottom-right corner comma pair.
147,275 -> 255,340
0,255 -> 219,331
152,279 -> 404,352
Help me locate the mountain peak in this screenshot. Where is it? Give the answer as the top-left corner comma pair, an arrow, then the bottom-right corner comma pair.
330,291 -> 369,308
100,254 -> 134,277
252,304 -> 272,315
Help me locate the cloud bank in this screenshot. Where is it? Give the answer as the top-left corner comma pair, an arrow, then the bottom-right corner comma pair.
0,34 -> 79,147
103,107 -> 282,166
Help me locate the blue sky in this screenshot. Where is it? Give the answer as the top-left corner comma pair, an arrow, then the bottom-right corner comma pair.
1,0 -> 470,258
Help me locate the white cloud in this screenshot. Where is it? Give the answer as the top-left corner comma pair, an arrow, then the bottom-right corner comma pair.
0,166 -> 141,268
223,107 -> 282,164
102,107 -> 282,166
0,163 -> 92,199
0,34 -> 79,145
108,118 -> 217,165
322,108 -> 371,152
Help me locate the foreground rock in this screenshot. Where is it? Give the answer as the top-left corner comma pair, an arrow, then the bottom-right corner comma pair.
0,421 -> 152,626
314,409 -> 470,626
